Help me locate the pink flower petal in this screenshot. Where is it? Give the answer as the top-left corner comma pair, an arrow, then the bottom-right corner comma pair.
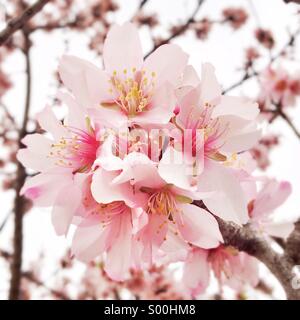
51,175 -> 85,236
199,160 -> 249,225
105,211 -> 133,281
143,44 -> 188,87
72,217 -> 111,262
91,168 -> 140,208
133,82 -> 176,125
17,134 -> 54,172
200,63 -> 222,104
212,96 -> 259,120
59,55 -> 111,107
36,105 -> 68,141
103,22 -> 143,75
176,204 -> 223,248
183,248 -> 210,297
158,146 -> 204,190
20,170 -> 73,207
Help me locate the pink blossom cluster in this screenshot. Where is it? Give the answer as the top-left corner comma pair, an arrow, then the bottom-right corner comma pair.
78,263 -> 188,300
17,23 -> 293,295
250,135 -> 279,170
259,66 -> 300,108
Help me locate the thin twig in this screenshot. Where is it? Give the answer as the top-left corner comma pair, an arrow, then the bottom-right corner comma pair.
0,103 -> 17,127
1,250 -> 69,300
144,0 -> 205,58
28,21 -> 77,32
139,0 -> 149,10
284,0 -> 300,4
0,0 -> 50,46
270,27 -> 300,64
266,100 -> 300,140
278,109 -> 300,140
22,272 -> 69,300
223,28 -> 300,94
0,211 -> 12,233
222,72 -> 253,95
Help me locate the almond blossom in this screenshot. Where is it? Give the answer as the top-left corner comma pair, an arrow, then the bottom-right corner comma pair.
247,178 -> 294,239
90,151 -> 223,267
159,64 -> 260,225
59,22 -> 188,128
183,246 -> 259,297
71,186 -> 140,281
259,66 -> 300,108
17,22 -> 267,286
17,94 -> 102,235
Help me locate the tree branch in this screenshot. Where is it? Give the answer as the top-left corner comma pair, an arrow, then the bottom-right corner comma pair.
217,218 -> 300,300
223,27 -> 300,94
264,102 -> 300,141
286,219 -> 300,265
0,0 -> 51,46
9,33 -> 32,300
139,0 -> 149,10
222,72 -> 253,95
144,0 -> 205,58
1,250 -> 69,300
278,109 -> 300,140
284,0 -> 300,4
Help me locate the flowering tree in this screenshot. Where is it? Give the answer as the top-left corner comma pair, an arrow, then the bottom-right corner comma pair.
1,0 -> 300,300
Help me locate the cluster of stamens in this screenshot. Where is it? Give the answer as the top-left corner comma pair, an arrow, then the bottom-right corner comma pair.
85,200 -> 128,229
208,246 -> 238,279
174,102 -> 229,160
146,188 -> 180,224
48,126 -> 99,173
106,68 -> 156,116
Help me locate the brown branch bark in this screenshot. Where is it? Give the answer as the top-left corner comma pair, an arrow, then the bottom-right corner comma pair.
144,0 -> 205,58
8,33 -> 32,300
139,0 -> 149,10
264,102 -> 300,141
284,0 -> 300,4
222,72 -> 253,95
278,109 -> 300,140
217,218 -> 300,300
193,201 -> 300,299
285,219 -> 300,265
0,0 -> 51,46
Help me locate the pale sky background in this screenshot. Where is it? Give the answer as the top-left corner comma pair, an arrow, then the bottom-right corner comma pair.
1,0 -> 300,299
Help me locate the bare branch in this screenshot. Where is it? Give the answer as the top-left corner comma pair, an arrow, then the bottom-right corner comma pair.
144,0 -> 205,58
264,102 -> 300,141
0,211 -> 12,233
216,218 -> 300,300
278,109 -> 300,140
222,72 -> 253,95
0,0 -> 51,46
223,28 -> 300,94
139,0 -> 149,10
9,33 -> 32,300
1,250 -> 69,300
0,103 -> 17,127
286,219 -> 300,265
284,0 -> 300,4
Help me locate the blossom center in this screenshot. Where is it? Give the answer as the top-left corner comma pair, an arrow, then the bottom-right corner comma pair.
49,122 -> 100,173
147,189 -> 178,219
175,103 -> 229,160
105,68 -> 156,116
